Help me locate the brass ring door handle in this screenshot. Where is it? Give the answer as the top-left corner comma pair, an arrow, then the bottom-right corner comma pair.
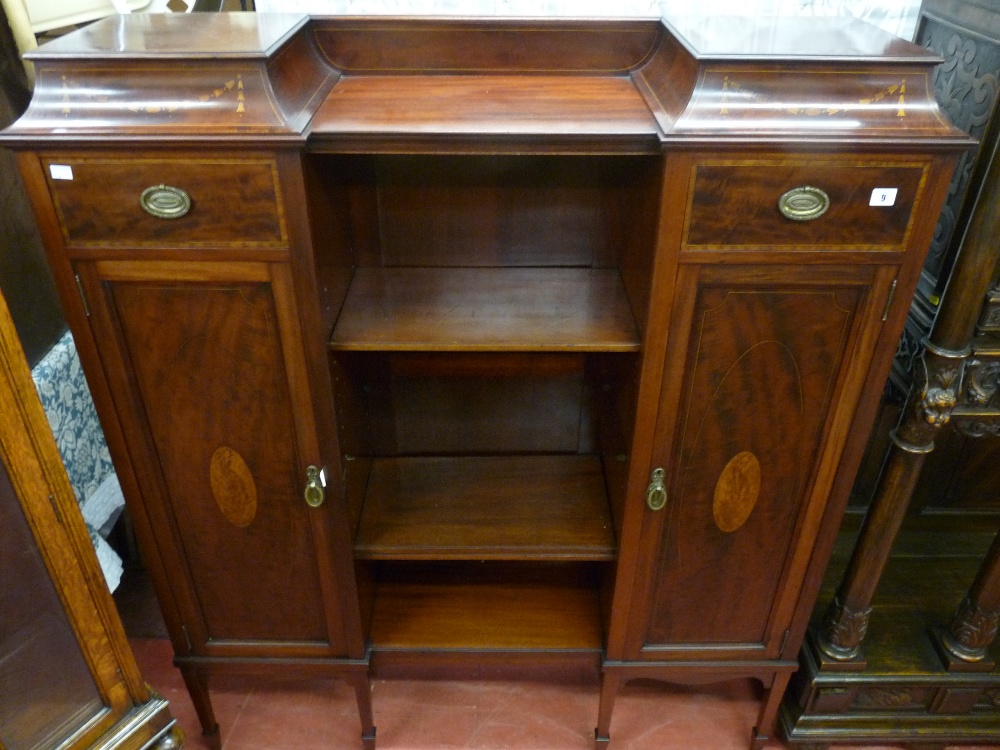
304,465 -> 325,508
140,184 -> 191,219
646,467 -> 667,511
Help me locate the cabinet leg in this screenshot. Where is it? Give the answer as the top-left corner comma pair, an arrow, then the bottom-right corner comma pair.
595,671 -> 622,749
751,671 -> 792,750
350,672 -> 376,750
178,666 -> 221,750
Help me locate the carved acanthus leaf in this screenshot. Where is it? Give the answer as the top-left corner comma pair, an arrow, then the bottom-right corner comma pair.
950,596 -> 1000,654
819,595 -> 872,658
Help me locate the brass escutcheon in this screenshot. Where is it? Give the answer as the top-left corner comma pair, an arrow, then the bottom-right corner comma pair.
777,185 -> 830,221
140,184 -> 191,219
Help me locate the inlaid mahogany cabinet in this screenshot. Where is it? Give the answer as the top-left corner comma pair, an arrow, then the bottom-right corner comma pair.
0,11 -> 970,749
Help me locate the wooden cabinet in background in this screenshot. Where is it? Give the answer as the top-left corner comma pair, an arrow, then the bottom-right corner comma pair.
0,12 -> 971,750
0,287 -> 181,750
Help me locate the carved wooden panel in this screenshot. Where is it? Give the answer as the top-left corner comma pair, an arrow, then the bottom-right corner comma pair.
91,270 -> 328,644
881,3 -> 1000,401
643,268 -> 868,648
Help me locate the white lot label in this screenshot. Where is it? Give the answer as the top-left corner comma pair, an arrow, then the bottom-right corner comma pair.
870,188 -> 897,207
49,164 -> 74,180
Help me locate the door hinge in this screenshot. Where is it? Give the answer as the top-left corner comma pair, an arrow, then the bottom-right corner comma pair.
181,625 -> 193,652
74,273 -> 90,318
780,628 -> 791,655
881,278 -> 899,322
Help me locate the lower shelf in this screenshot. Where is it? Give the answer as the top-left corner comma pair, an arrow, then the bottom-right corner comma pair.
354,455 -> 616,561
368,563 -> 604,653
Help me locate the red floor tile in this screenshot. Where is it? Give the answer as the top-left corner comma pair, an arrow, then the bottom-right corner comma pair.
128,637 -> 997,750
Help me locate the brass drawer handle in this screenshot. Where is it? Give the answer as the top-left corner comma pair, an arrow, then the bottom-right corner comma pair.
778,186 -> 830,221
140,184 -> 191,219
646,467 -> 667,511
304,465 -> 325,508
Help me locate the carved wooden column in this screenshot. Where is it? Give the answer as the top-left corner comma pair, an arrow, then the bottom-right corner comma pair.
937,529 -> 1000,668
930,143 -> 1000,667
817,334 -> 968,662
819,133 -> 1000,666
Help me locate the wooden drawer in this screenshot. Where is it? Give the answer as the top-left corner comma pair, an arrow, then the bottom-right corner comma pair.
42,156 -> 287,248
683,158 -> 928,251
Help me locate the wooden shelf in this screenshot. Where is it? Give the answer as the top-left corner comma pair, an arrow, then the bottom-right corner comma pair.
355,455 -> 616,561
369,564 -> 604,652
330,268 -> 640,352
307,74 -> 660,154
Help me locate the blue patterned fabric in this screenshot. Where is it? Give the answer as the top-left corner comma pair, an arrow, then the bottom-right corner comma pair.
31,330 -> 115,505
32,330 -> 124,591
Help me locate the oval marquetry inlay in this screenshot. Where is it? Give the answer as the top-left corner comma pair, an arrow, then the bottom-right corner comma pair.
713,451 -> 761,533
209,446 -> 257,528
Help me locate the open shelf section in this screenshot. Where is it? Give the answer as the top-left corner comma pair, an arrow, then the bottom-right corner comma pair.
369,564 -> 604,652
330,268 -> 641,352
355,455 -> 616,561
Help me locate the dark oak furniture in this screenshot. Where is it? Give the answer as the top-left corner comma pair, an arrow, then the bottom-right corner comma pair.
0,286 -> 182,750
0,11 -> 971,749
781,1 -> 1000,745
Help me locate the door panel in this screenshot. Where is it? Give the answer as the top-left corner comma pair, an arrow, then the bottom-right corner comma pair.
640,266 -> 876,652
83,263 -> 334,648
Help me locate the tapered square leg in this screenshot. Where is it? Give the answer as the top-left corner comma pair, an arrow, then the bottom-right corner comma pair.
178,666 -> 221,750
595,671 -> 622,749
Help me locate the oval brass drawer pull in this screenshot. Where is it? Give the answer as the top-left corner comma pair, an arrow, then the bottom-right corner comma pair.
140,184 -> 191,219
778,186 -> 830,221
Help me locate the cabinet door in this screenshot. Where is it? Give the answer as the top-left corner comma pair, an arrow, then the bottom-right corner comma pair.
628,263 -> 894,659
76,259 -> 351,657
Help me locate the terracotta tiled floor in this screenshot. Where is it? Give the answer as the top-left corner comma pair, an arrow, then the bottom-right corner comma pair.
129,638 -> 993,750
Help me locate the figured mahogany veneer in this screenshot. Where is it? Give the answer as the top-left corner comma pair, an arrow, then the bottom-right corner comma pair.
684,159 -> 928,250
43,156 -> 286,248
0,11 -> 972,750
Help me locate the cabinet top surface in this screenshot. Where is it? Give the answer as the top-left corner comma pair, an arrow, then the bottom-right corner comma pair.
29,12 -> 309,58
665,14 -> 931,61
3,12 -> 971,151
27,11 -> 934,63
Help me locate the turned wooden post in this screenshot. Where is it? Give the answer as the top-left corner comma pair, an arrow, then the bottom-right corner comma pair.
818,145 -> 1000,662
937,530 -> 1000,666
817,343 -> 966,661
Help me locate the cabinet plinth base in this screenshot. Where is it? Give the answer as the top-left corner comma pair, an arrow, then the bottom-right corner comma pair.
782,533 -> 1000,747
